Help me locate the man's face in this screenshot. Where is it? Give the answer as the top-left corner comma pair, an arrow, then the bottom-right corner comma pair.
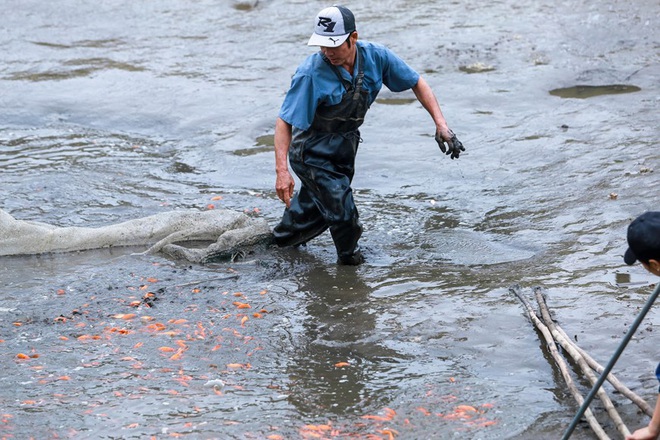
320,33 -> 357,67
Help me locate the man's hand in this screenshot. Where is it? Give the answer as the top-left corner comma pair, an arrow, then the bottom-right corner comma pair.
626,425 -> 660,440
276,170 -> 295,208
435,130 -> 465,160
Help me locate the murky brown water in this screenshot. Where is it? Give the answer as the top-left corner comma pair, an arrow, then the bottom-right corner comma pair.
1,0 -> 658,438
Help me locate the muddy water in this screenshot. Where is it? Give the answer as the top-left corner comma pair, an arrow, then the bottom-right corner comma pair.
1,0 -> 658,438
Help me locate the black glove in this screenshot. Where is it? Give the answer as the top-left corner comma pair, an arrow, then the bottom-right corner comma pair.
435,132 -> 465,160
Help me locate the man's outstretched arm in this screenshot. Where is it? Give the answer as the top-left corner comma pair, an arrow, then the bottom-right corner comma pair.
412,76 -> 450,137
412,76 -> 465,160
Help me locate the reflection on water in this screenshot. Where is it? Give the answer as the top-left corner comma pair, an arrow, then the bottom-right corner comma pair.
8,58 -> 145,82
288,265 -> 385,416
232,145 -> 273,156
374,97 -> 417,105
549,84 -> 642,99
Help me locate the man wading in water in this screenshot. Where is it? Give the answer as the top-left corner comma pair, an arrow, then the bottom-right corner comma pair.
273,5 -> 465,265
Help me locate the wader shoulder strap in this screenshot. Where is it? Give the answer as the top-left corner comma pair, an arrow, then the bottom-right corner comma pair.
352,48 -> 365,101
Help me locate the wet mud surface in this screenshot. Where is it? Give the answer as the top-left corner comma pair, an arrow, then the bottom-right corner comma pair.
1,0 -> 659,438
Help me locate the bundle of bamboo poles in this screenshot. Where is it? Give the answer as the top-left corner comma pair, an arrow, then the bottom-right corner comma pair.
510,285 -> 654,439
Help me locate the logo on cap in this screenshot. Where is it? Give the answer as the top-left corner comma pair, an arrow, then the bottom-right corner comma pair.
317,17 -> 336,33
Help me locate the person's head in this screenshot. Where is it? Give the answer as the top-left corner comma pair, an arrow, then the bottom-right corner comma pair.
308,5 -> 358,65
624,211 -> 660,276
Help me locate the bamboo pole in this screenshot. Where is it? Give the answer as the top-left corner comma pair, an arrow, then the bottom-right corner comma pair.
533,287 -> 631,438
509,285 -> 611,440
553,323 -> 653,417
562,282 -> 660,440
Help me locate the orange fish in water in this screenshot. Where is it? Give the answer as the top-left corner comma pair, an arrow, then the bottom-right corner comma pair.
170,349 -> 185,361
151,322 -> 168,330
362,407 -> 396,421
455,405 -> 478,413
301,424 -> 332,433
112,314 -> 136,320
381,428 -> 398,440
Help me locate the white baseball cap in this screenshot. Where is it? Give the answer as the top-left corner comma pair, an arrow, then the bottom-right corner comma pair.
308,5 -> 356,47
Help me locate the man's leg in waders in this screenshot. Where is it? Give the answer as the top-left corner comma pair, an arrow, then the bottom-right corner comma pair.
273,185 -> 328,248
310,167 -> 364,265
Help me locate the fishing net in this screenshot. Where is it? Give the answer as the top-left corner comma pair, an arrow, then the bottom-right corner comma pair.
0,208 -> 273,263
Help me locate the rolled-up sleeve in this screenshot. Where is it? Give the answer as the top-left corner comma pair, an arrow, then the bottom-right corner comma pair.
278,74 -> 317,131
381,48 -> 420,92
